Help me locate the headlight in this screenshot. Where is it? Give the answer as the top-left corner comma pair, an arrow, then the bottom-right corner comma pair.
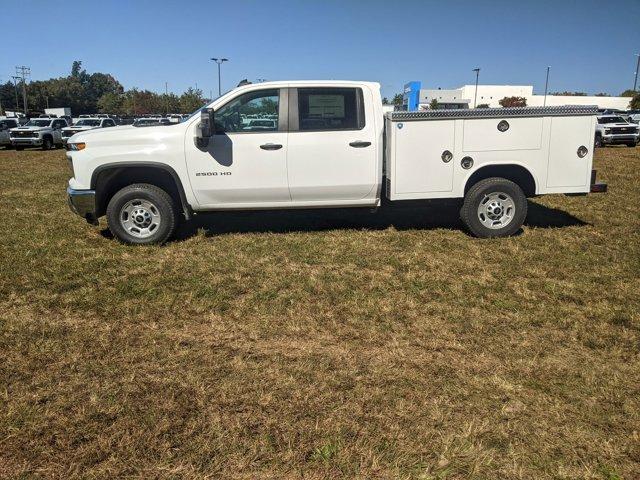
66,142 -> 86,151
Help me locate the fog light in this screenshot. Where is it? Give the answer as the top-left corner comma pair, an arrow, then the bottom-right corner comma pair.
577,145 -> 588,158
461,156 -> 474,169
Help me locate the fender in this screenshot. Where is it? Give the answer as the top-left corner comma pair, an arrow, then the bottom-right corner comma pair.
90,161 -> 193,219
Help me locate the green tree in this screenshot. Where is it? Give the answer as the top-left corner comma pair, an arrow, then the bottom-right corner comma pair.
630,93 -> 640,109
179,87 -> 206,113
499,96 -> 527,108
392,93 -> 403,106
97,92 -> 124,114
550,91 -> 587,96
382,97 -> 389,105
476,103 -> 490,108
620,89 -> 637,97
429,98 -> 438,109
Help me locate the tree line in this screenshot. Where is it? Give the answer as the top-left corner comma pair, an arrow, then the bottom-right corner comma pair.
0,61 -> 207,116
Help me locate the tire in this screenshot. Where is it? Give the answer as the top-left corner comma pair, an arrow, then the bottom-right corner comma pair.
460,177 -> 528,238
42,136 -> 53,150
626,142 -> 636,148
106,183 -> 178,245
594,135 -> 603,148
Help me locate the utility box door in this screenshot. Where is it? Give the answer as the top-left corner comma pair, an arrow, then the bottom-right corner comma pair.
392,120 -> 455,196
546,116 -> 594,188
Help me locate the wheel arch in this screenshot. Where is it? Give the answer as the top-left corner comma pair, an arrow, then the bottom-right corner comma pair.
91,162 -> 192,219
464,163 -> 537,198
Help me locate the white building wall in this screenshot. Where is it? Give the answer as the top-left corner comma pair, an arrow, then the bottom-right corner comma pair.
418,84 -> 630,110
527,95 -> 630,110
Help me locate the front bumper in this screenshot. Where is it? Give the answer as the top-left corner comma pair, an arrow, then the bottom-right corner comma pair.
590,169 -> 607,193
602,134 -> 639,145
11,137 -> 42,146
67,186 -> 98,225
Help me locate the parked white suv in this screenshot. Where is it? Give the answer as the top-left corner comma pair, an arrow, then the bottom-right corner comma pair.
0,118 -> 21,148
10,118 -> 68,150
594,115 -> 639,147
62,117 -> 116,144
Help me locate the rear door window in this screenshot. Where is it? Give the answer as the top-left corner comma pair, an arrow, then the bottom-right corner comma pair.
297,87 -> 364,131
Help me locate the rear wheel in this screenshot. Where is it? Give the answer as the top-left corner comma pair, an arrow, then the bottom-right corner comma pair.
106,183 -> 178,245
460,177 -> 528,238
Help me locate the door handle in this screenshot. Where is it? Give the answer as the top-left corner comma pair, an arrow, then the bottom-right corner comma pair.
260,143 -> 282,150
349,141 -> 371,148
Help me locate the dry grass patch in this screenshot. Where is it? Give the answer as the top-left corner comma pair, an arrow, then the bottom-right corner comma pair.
0,146 -> 639,479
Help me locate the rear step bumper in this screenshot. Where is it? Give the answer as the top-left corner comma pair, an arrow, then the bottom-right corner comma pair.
590,169 -> 607,193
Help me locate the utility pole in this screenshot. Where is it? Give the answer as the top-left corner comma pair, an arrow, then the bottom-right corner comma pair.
11,76 -> 20,110
472,68 -> 480,108
634,54 -> 640,92
543,66 -> 550,107
15,65 -> 31,114
211,57 -> 228,96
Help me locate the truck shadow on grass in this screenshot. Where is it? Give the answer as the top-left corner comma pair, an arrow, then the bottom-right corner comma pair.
166,200 -> 588,240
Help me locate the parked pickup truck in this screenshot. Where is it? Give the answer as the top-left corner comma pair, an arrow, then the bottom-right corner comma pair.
62,117 -> 117,144
0,118 -> 21,148
594,115 -> 639,147
10,117 -> 68,150
66,80 -> 606,244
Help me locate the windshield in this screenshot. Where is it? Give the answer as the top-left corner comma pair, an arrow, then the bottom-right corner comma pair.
599,117 -> 626,124
25,119 -> 52,127
75,119 -> 101,126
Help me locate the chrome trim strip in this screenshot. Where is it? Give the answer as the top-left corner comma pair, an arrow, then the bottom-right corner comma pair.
387,105 -> 599,121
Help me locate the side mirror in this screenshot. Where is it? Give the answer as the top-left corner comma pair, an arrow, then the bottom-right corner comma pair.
195,108 -> 215,148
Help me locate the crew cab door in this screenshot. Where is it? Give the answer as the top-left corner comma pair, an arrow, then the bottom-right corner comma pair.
286,87 -> 377,202
52,119 -> 66,142
184,87 -> 290,207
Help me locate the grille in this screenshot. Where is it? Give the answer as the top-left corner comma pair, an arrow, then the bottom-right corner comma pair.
610,127 -> 638,134
10,131 -> 37,138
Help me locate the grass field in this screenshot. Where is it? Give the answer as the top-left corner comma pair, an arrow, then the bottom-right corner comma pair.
1,145 -> 639,479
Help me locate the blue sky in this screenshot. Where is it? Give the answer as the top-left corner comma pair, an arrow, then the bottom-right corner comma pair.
2,0 -> 639,99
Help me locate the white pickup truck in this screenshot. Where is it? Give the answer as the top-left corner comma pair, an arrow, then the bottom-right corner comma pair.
66,80 -> 606,244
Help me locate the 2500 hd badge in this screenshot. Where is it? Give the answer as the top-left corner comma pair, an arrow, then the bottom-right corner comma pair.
195,171 -> 232,176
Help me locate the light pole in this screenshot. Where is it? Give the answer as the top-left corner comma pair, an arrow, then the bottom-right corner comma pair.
634,54 -> 640,92
472,68 -> 480,108
543,66 -> 550,107
211,57 -> 228,96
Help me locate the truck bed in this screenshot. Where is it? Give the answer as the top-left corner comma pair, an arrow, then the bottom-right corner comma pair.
384,105 -> 598,201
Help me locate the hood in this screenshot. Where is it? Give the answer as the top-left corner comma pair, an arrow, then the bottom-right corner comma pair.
70,123 -> 183,148
10,126 -> 49,132
64,125 -> 97,131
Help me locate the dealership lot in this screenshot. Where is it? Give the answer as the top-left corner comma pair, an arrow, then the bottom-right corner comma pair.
0,147 -> 638,478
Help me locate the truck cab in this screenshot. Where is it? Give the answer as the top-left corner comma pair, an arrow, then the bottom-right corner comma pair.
66,80 -> 603,245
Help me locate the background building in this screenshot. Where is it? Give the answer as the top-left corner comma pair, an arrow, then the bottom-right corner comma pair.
403,81 -> 631,110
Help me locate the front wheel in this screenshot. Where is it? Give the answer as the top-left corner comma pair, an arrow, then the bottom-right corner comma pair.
106,183 -> 178,245
460,177 -> 528,238
42,136 -> 53,150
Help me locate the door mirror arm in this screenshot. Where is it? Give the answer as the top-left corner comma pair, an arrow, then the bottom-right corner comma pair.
195,108 -> 215,148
